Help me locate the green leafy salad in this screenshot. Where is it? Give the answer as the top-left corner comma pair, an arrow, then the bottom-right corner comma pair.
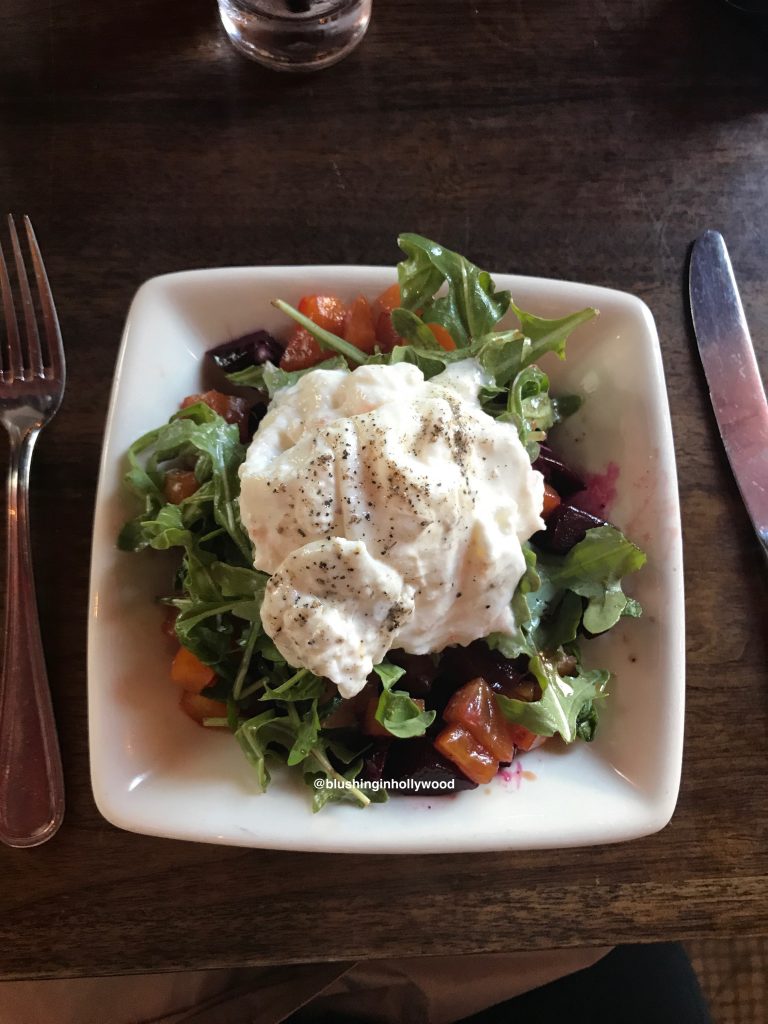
118,234 -> 646,811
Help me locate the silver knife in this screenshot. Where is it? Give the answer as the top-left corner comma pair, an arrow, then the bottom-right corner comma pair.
689,230 -> 768,559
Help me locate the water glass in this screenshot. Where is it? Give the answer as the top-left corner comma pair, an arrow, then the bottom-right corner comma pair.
218,0 -> 373,71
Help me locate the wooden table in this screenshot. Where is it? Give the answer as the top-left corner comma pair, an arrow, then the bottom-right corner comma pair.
1,0 -> 767,982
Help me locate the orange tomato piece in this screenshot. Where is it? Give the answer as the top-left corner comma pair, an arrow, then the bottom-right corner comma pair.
443,677 -> 520,762
163,469 -> 199,505
180,691 -> 228,726
280,294 -> 348,371
180,390 -> 249,427
170,646 -> 216,693
542,483 -> 561,519
426,322 -> 456,351
373,283 -> 401,318
362,696 -> 391,738
343,295 -> 377,354
297,294 -> 347,334
279,327 -> 327,372
434,723 -> 498,785
506,725 -> 548,752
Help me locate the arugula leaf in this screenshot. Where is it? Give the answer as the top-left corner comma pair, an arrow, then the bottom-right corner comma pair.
260,669 -> 327,703
542,525 -> 646,634
304,743 -> 371,810
504,365 -> 556,459
120,503 -> 195,552
575,701 -> 599,742
396,235 -> 447,310
119,404 -> 251,561
375,343 -> 463,380
538,589 -> 584,650
497,654 -> 609,742
227,355 -> 349,396
235,710 -> 296,791
509,303 -> 598,369
469,330 -> 527,387
397,233 -> 510,347
287,702 -> 321,766
375,690 -> 436,739
390,307 -> 444,349
487,543 -> 540,658
372,662 -> 406,689
372,660 -> 436,738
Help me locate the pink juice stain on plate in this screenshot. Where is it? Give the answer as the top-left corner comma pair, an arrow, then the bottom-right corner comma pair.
499,763 -> 538,788
572,462 -> 620,518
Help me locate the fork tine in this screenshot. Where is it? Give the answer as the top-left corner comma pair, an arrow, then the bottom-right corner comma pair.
23,217 -> 64,381
8,214 -> 44,379
0,236 -> 23,381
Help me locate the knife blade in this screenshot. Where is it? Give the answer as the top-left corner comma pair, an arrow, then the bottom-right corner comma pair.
689,230 -> 768,558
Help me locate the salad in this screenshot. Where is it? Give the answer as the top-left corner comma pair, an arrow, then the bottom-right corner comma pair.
118,235 -> 646,811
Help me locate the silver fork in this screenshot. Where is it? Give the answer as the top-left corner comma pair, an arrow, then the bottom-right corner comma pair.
0,216 -> 65,848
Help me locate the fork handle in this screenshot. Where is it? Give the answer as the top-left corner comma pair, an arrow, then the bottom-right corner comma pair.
0,426 -> 64,847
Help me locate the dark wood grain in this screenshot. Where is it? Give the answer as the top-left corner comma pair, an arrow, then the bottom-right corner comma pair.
1,0 -> 767,981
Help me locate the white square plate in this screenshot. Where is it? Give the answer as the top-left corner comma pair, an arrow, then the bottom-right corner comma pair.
88,266 -> 685,853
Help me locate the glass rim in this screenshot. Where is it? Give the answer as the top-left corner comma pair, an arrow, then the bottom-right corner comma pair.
228,0 -> 368,21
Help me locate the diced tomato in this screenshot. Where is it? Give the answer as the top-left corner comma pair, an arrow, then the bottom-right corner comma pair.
163,469 -> 199,505
373,283 -> 401,318
180,690 -> 228,726
363,696 -> 391,738
434,723 -> 498,785
298,294 -> 347,334
375,310 -> 406,352
443,677 -> 521,762
343,295 -> 377,354
280,295 -> 348,372
170,646 -> 216,693
363,694 -> 427,738
160,606 -> 179,639
506,724 -> 548,752
279,327 -> 325,372
426,322 -> 456,352
279,327 -> 327,372
542,483 -> 561,519
180,390 -> 250,440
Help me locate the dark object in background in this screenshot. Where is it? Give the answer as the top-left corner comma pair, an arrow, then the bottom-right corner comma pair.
285,943 -> 713,1024
533,503 -> 609,555
724,0 -> 768,13
454,943 -> 713,1024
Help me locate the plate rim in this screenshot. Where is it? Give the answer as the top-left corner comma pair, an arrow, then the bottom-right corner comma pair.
88,264 -> 685,853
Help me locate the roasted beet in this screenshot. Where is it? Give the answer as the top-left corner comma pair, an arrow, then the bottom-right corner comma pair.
439,641 -> 530,695
426,643 -> 540,717
387,649 -> 438,698
207,330 -> 284,375
533,444 -> 586,498
384,736 -> 477,793
247,402 -> 268,438
533,503 -> 609,554
359,739 -> 391,784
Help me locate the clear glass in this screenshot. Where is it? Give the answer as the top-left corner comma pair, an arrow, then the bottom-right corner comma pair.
218,0 -> 372,71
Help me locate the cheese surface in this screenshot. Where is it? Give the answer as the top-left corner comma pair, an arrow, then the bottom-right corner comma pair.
239,360 -> 544,698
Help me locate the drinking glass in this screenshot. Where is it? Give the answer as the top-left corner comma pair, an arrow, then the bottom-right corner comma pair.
218,0 -> 372,71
